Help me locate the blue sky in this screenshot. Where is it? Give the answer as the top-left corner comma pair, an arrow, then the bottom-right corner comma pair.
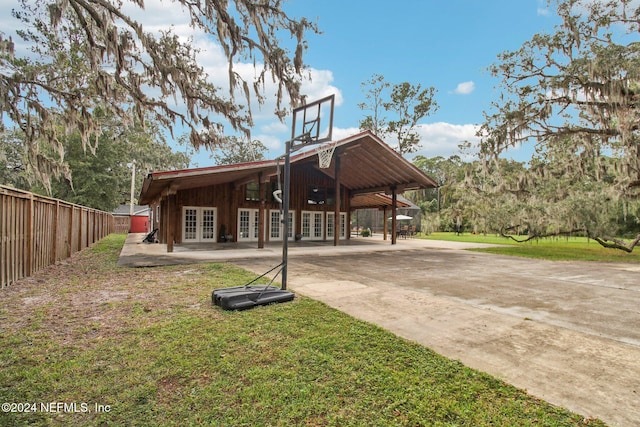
289,0 -> 556,126
203,0 -> 562,166
1,0 -> 563,166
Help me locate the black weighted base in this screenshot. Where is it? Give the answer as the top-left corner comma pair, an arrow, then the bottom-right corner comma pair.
212,285 -> 294,311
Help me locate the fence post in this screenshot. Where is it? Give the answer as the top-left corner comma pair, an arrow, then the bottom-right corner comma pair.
68,205 -> 74,257
78,208 -> 83,251
52,200 -> 59,263
26,193 -> 33,277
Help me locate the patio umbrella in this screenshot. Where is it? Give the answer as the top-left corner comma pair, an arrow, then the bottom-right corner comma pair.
388,214 -> 413,220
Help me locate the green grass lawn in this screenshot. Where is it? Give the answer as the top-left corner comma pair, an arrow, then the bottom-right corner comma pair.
0,234 -> 605,426
422,231 -> 640,263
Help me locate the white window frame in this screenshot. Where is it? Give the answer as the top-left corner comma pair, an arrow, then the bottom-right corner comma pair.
269,210 -> 295,241
327,212 -> 347,240
301,211 -> 325,240
237,208 -> 260,242
182,206 -> 217,243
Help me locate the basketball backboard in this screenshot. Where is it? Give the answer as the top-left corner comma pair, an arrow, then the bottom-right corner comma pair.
290,94 -> 335,152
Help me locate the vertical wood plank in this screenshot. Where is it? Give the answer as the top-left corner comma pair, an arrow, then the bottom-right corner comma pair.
52,200 -> 59,263
26,195 -> 33,275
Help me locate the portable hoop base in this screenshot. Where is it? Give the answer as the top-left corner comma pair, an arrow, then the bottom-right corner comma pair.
212,285 -> 294,311
211,262 -> 292,311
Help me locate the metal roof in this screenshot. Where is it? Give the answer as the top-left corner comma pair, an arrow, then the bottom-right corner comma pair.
139,131 -> 437,208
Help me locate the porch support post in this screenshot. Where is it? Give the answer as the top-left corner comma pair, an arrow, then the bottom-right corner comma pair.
166,184 -> 177,253
333,154 -> 341,246
383,206 -> 388,241
258,173 -> 265,249
391,186 -> 397,245
167,194 -> 175,253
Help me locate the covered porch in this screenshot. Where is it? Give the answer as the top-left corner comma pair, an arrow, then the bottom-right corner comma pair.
138,131 -> 438,252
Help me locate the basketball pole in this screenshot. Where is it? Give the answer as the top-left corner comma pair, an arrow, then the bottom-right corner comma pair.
280,94 -> 335,291
280,133 -> 312,290
281,138 -> 292,290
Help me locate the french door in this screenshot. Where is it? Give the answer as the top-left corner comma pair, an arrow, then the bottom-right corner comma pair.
269,210 -> 295,241
327,212 -> 347,240
182,207 -> 217,243
238,209 -> 260,242
301,211 -> 324,240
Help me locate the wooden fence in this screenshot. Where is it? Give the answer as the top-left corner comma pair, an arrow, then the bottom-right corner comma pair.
1,185 -> 115,288
114,216 -> 132,234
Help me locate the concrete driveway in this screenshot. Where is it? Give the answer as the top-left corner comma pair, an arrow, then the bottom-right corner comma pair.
120,234 -> 640,426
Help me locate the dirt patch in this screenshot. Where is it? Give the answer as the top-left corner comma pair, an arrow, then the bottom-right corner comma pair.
0,249 -> 213,351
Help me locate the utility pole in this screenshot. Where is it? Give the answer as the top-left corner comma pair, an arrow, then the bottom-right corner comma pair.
129,160 -> 136,216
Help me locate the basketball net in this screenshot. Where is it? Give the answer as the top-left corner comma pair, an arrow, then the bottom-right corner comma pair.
316,142 -> 336,169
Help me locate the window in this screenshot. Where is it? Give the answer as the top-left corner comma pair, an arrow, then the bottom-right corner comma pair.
245,182 -> 260,201
238,209 -> 260,241
327,212 -> 347,239
269,210 -> 295,240
182,207 -> 217,242
302,212 -> 311,237
307,186 -> 335,205
313,212 -> 323,238
184,208 -> 197,240
301,211 -> 324,240
270,211 -> 281,239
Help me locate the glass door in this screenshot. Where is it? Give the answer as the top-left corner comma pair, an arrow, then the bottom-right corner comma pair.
238,209 -> 260,242
182,207 -> 217,242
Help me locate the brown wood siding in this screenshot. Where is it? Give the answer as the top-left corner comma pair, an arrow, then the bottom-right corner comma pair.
157,162 -> 351,243
288,164 -> 349,237
174,183 -> 233,243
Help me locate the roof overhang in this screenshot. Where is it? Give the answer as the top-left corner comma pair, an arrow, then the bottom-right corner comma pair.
139,130 -> 438,208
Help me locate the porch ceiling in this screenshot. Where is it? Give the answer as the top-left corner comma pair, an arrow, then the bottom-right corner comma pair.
292,132 -> 438,195
139,161 -> 278,204
350,193 -> 412,210
139,131 -> 437,208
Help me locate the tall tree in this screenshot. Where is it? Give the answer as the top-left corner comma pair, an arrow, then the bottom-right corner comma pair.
0,0 -> 317,192
358,74 -> 438,155
410,155 -> 464,213
211,135 -> 268,165
358,73 -> 390,139
477,0 -> 640,251
11,112 -> 191,211
386,82 -> 438,155
0,128 -> 30,190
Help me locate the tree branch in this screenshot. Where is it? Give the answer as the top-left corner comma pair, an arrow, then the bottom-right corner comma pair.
500,226 -> 586,242
592,234 -> 640,253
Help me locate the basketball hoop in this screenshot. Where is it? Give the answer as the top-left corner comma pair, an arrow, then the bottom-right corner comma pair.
280,94 -> 335,291
316,141 -> 336,169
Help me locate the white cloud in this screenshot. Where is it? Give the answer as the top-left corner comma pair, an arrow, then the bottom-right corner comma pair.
413,122 -> 480,159
299,69 -> 343,107
314,123 -> 480,161
535,0 -> 550,16
252,133 -> 282,151
331,126 -> 361,142
259,121 -> 288,135
453,81 -> 475,95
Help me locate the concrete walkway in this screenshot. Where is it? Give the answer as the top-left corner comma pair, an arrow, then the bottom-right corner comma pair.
119,234 -> 640,426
